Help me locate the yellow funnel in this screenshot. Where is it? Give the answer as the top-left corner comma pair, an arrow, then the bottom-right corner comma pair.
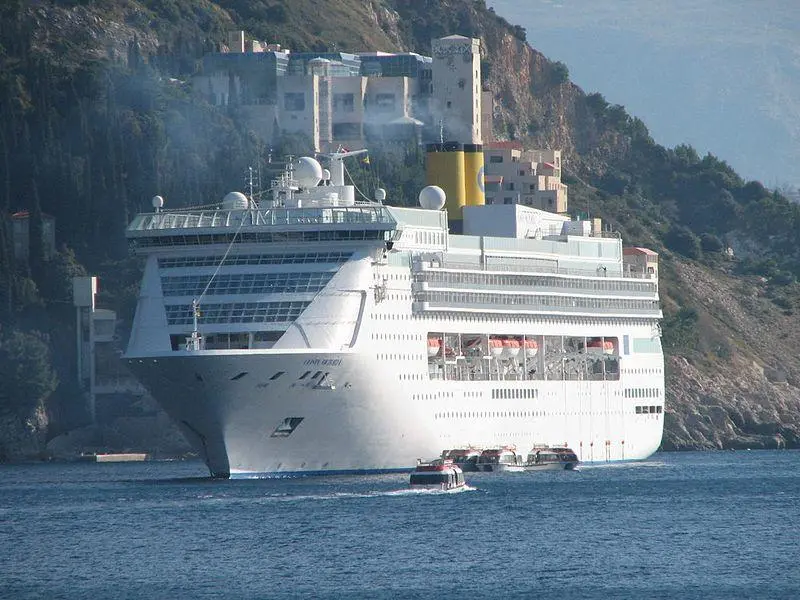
463,143 -> 485,206
425,142 -> 466,221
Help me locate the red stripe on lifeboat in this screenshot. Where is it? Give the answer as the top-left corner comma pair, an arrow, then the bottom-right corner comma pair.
489,338 -> 504,357
523,339 -> 538,356
586,338 -> 615,353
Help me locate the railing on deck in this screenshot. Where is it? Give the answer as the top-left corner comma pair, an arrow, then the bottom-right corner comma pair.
127,205 -> 395,233
414,257 -> 656,280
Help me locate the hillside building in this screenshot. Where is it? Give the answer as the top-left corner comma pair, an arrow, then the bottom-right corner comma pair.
193,32 -> 489,153
623,247 -> 659,281
195,32 -> 434,152
483,142 -> 568,213
8,210 -> 56,262
73,276 -> 147,424
429,35 -> 482,144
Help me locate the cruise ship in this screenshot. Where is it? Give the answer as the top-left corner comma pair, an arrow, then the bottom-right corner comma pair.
124,148 -> 664,478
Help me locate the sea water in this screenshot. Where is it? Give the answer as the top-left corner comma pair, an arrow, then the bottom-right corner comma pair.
1,451 -> 798,599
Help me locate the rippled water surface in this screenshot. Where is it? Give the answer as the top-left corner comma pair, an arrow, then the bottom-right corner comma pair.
2,451 -> 799,599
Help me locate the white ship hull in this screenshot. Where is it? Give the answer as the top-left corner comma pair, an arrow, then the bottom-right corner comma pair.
128,347 -> 664,477
124,153 -> 665,478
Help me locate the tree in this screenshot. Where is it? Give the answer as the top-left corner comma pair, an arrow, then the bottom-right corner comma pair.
699,233 -> 724,253
550,61 -> 569,84
0,328 -> 57,418
37,246 -> 88,303
665,224 -> 702,259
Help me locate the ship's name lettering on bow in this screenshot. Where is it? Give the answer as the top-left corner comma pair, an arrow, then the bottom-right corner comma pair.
303,358 -> 342,367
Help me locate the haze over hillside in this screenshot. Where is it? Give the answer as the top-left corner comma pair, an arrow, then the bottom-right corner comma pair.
490,0 -> 800,192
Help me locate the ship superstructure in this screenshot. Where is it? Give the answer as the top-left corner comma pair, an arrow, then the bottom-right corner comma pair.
125,150 -> 664,477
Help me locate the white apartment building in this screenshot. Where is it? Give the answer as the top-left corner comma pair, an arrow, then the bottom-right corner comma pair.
193,32 -> 487,153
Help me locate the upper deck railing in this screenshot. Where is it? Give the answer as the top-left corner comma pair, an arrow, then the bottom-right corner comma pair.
126,205 -> 396,236
416,258 -> 656,281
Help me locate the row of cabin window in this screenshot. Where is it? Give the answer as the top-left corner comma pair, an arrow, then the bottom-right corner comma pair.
160,272 -> 333,297
420,291 -> 659,311
164,301 -> 309,326
134,229 -> 387,248
624,388 -> 661,399
159,252 -> 352,268
433,409 -> 626,419
492,388 -> 540,400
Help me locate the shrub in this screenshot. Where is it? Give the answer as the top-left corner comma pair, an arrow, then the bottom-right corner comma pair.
550,61 -> 569,84
699,233 -> 724,253
665,225 -> 702,259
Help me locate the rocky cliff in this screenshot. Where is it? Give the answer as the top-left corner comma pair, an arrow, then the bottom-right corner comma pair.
662,261 -> 800,450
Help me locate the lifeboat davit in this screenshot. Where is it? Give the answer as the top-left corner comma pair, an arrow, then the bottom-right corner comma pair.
427,337 -> 441,357
502,338 -> 521,358
586,338 -> 615,354
523,339 -> 539,357
489,338 -> 504,357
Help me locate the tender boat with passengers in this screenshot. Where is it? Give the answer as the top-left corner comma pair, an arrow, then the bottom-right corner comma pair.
524,446 -> 579,471
409,459 -> 466,491
475,447 -> 525,472
441,447 -> 482,472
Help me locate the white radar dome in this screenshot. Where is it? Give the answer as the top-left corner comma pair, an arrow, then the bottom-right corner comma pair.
374,188 -> 386,203
151,195 -> 164,209
294,156 -> 323,188
222,191 -> 249,210
419,185 -> 446,210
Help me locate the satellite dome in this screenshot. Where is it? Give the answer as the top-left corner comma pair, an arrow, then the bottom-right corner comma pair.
294,156 -> 323,188
374,188 -> 386,203
222,191 -> 249,210
419,185 -> 446,210
151,195 -> 164,209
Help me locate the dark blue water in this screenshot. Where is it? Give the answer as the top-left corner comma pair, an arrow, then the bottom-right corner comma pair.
1,451 -> 798,599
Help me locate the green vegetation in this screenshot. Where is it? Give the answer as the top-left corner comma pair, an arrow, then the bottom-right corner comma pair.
550,61 -> 569,85
0,328 -> 58,419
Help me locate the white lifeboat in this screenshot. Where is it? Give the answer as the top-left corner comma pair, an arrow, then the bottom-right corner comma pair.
523,339 -> 539,357
427,337 -> 441,357
489,338 -> 504,357
503,338 -> 521,358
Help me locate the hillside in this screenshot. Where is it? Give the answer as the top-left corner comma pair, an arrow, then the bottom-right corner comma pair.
1,0 -> 799,459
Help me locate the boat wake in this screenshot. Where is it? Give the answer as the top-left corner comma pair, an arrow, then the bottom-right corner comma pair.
277,485 -> 478,502
384,484 -> 478,496
191,484 -> 479,505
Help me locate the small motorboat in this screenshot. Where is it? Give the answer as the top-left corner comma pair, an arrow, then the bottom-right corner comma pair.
524,446 -> 579,471
475,447 -> 525,472
409,459 -> 466,491
441,447 -> 482,472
